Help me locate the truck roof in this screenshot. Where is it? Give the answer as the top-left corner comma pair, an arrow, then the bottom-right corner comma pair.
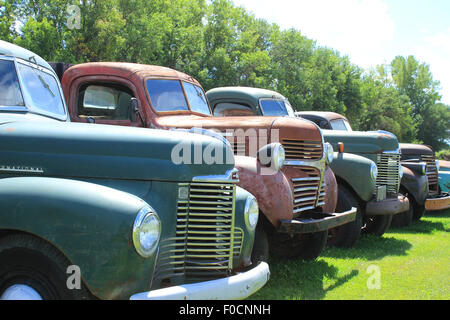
0,40 -> 54,72
207,86 -> 286,105
296,111 -> 348,122
62,62 -> 202,86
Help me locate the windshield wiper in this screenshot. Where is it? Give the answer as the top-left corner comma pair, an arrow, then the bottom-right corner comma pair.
28,55 -> 55,97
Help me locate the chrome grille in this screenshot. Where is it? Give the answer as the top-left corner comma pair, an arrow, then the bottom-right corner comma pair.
376,153 -> 401,195
282,139 -> 323,161
422,154 -> 439,194
153,181 -> 238,284
292,168 -> 322,214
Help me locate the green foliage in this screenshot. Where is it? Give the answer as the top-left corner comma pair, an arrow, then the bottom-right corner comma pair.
2,0 -> 449,150
436,149 -> 450,161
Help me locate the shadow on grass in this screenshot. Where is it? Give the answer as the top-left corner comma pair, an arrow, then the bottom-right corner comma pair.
321,234 -> 412,260
250,258 -> 359,300
388,211 -> 449,234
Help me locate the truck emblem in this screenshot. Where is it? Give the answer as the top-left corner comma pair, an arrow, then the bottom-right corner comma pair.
0,165 -> 44,174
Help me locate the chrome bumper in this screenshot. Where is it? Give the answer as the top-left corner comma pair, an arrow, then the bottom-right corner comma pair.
129,262 -> 270,300
425,193 -> 450,211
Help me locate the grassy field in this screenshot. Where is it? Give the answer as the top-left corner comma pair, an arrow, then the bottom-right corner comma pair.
251,209 -> 450,300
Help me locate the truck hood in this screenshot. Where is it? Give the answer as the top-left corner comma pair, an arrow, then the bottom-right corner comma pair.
156,115 -> 323,145
399,143 -> 434,156
323,130 -> 399,154
0,121 -> 234,182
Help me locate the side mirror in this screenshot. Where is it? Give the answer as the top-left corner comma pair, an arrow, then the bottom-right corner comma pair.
130,97 -> 139,122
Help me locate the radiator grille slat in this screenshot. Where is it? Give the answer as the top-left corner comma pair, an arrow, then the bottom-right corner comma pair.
153,181 -> 241,285
376,153 -> 400,195
421,154 -> 439,194
282,139 -> 323,161
292,168 -> 323,214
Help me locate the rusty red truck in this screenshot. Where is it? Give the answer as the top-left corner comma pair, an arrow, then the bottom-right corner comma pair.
53,62 -> 356,262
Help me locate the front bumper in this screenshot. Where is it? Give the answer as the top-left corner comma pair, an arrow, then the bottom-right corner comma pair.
277,207 -> 357,234
365,195 -> 410,216
129,262 -> 270,300
425,193 -> 450,211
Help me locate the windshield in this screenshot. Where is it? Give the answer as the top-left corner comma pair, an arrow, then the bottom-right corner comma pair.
17,62 -> 66,118
146,79 -> 211,115
259,99 -> 294,117
0,59 -> 25,107
330,119 -> 353,131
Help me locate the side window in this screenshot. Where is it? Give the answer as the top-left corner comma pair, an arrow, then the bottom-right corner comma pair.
213,102 -> 254,116
77,83 -> 134,120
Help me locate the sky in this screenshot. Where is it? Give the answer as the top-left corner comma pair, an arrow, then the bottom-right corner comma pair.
232,0 -> 450,105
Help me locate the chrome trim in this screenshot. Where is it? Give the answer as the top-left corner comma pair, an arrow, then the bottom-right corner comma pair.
132,206 -> 161,258
192,168 -> 239,183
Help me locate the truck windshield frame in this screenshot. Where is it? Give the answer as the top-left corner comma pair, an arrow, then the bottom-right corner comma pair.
0,56 -> 68,121
145,78 -> 212,116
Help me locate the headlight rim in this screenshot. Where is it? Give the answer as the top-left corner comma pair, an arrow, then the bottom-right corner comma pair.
370,161 -> 378,181
132,206 -> 161,258
244,195 -> 259,230
325,142 -> 334,164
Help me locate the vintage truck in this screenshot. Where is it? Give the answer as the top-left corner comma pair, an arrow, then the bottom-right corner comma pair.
55,62 -> 356,261
0,40 -> 270,300
294,111 -> 442,226
399,144 -> 450,215
206,87 -> 409,238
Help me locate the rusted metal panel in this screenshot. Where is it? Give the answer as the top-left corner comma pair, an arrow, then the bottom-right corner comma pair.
277,207 -> 357,234
425,194 -> 450,211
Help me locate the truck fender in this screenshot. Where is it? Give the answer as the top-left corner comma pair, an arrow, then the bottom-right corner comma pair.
234,156 -> 293,228
0,177 -> 157,300
400,166 -> 429,205
330,152 -> 376,202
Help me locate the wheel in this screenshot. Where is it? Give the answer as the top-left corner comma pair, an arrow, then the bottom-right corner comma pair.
251,221 -> 269,264
269,229 -> 328,261
327,185 -> 362,247
362,214 -> 393,236
0,234 -> 90,300
390,193 -> 413,228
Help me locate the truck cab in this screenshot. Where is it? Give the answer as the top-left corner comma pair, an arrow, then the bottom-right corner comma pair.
0,40 -> 270,300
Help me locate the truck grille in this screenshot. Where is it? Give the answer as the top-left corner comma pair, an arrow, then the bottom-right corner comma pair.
421,154 -> 439,194
376,153 -> 401,195
282,139 -> 323,161
292,168 -> 322,214
153,181 -> 238,284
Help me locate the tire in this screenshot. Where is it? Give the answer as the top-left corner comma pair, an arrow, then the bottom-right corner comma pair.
390,193 -> 413,228
327,185 -> 362,247
251,221 -> 269,264
362,214 -> 393,236
269,229 -> 328,261
0,234 -> 90,300
412,203 -> 426,221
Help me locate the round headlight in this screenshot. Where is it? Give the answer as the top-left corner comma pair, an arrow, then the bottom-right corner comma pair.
399,165 -> 404,179
272,143 -> 285,171
133,206 -> 161,258
435,159 -> 440,172
244,196 -> 259,230
370,162 -> 378,181
325,142 -> 334,164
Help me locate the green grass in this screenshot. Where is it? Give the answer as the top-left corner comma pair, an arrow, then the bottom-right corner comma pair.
251,209 -> 450,300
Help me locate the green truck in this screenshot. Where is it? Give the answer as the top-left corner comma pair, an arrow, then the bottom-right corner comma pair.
206,87 -> 409,244
0,40 -> 270,300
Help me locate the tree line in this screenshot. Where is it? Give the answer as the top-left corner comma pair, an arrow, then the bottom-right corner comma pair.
1,0 -> 449,151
